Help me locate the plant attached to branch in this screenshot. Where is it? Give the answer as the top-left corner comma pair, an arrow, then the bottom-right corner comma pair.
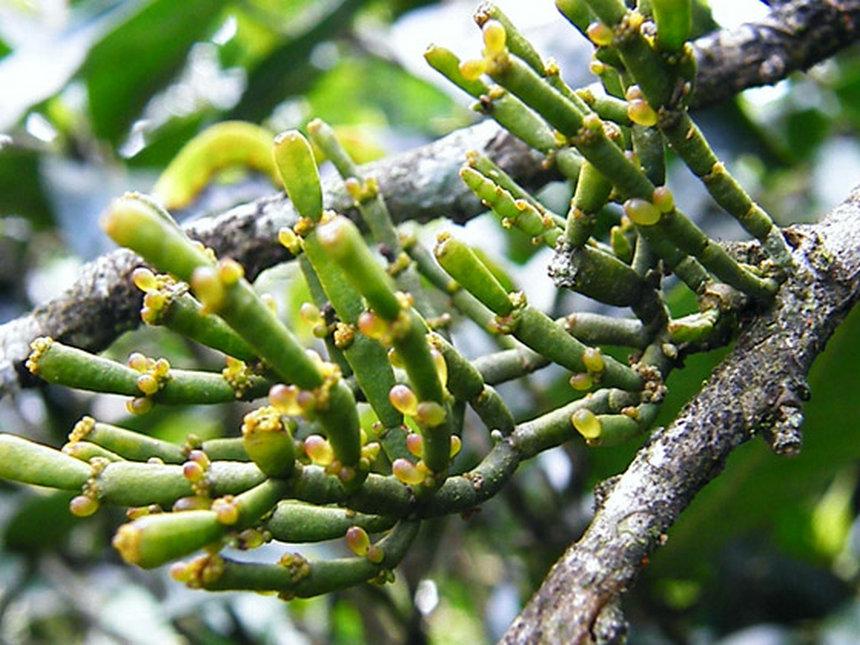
0,0 -> 791,600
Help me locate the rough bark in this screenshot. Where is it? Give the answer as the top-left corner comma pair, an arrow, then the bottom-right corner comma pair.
1,0 -> 856,396
692,0 -> 860,108
501,188 -> 860,644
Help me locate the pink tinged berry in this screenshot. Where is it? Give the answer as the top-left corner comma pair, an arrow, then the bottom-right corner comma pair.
569,373 -> 593,391
304,434 -> 334,466
482,19 -> 507,55
345,526 -> 370,556
188,449 -> 210,469
127,352 -> 149,372
183,460 -> 205,482
389,384 -> 419,417
627,99 -> 658,127
296,390 -> 317,413
583,347 -> 605,373
126,397 -> 153,416
212,497 -> 240,525
132,267 -> 158,292
217,258 -> 244,285
69,495 -> 99,517
366,545 -> 384,564
358,311 -> 388,341
137,374 -> 160,396
571,409 -> 602,440
652,186 -> 675,213
450,435 -> 462,458
430,349 -> 448,388
415,401 -> 446,427
624,85 -> 644,101
406,432 -> 424,458
392,458 -> 426,486
458,58 -> 487,81
586,22 -> 613,47
623,198 -> 662,226
172,495 -> 211,512
269,384 -> 302,415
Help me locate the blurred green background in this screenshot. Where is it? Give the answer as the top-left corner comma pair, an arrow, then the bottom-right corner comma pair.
2,1 -> 860,643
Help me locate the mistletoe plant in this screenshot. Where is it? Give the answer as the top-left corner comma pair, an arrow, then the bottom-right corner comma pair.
0,0 -> 792,600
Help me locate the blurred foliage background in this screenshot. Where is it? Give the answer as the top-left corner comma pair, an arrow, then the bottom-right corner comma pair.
2,1 -> 860,643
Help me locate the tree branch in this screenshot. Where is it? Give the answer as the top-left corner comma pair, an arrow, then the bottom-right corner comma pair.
501,187 -> 860,643
692,0 -> 860,108
1,0 -> 858,396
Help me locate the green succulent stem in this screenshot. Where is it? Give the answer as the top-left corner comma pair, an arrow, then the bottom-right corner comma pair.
428,333 -> 516,435
264,501 -> 396,543
114,478 -> 288,568
202,519 -> 420,596
26,340 -> 270,404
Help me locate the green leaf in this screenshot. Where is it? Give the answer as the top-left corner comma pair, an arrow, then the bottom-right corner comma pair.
81,0 -> 228,145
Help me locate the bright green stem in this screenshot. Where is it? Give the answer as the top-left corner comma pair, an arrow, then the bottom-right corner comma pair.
264,501 -> 396,543
98,461 -> 265,507
655,209 -> 779,301
651,0 -> 691,51
556,245 -> 648,307
404,233 -> 514,345
556,0 -> 595,33
488,53 -> 585,137
475,2 -> 546,75
576,89 -> 630,125
298,255 -> 352,377
306,119 -> 437,318
114,479 -> 288,568
157,293 -> 257,362
103,193 -> 214,283
563,312 -> 650,348
460,166 -> 561,246
316,217 -> 401,320
661,111 -> 783,250
272,130 -> 323,222
512,307 -> 642,391
585,403 -> 660,447
429,334 -> 516,435
0,434 -> 91,489
202,520 -> 420,596
587,2 -> 674,106
423,45 -> 558,154
631,124 -> 666,186
218,280 -> 323,390
27,340 -> 270,403
68,420 -> 248,463
301,237 -> 401,430
434,234 -> 514,316
565,161 -> 613,246
63,441 -> 124,462
102,193 -> 324,390
317,217 -> 450,475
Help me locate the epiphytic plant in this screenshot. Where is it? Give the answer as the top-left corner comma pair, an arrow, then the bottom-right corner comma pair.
0,0 -> 792,600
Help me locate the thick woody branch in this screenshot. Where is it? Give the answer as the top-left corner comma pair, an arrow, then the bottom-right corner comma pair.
501,187 -> 860,644
1,1 -> 858,396
692,0 -> 860,108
